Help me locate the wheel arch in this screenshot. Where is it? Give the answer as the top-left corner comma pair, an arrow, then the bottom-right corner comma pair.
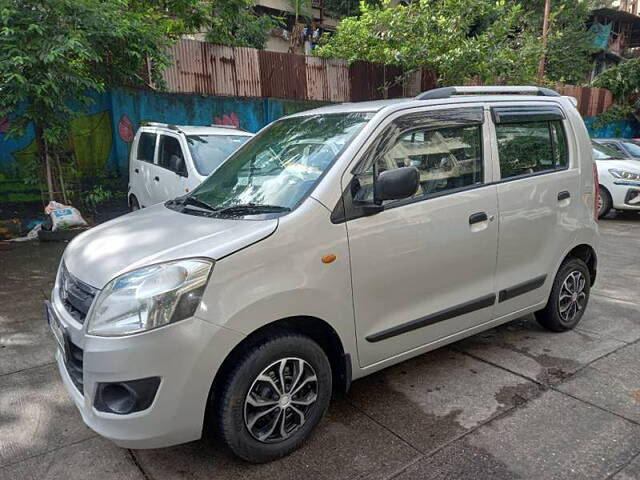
562,243 -> 597,286
204,316 -> 350,435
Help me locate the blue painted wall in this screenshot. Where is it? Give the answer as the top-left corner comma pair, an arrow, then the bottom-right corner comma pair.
1,88 -> 638,203
0,89 -> 324,202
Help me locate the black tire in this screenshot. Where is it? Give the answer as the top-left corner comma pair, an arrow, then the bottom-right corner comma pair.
598,186 -> 612,219
129,195 -> 140,212
535,258 -> 591,332
215,333 -> 332,463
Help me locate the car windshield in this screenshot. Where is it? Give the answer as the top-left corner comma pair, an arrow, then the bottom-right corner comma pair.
621,140 -> 640,157
186,134 -> 250,176
185,112 -> 372,216
592,142 -> 622,160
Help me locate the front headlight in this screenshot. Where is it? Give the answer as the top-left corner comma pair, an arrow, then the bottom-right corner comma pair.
609,168 -> 640,181
86,259 -> 213,337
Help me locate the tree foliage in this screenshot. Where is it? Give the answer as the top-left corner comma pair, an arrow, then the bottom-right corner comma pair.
206,0 -> 280,49
316,0 -> 541,86
515,0 -> 595,84
0,0 -> 174,144
593,58 -> 640,123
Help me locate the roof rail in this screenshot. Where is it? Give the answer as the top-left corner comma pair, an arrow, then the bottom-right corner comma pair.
415,86 -> 561,101
210,124 -> 249,132
142,121 -> 182,132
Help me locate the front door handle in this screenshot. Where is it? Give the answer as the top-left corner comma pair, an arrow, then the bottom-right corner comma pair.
134,168 -> 139,174
154,176 -> 160,182
558,191 -> 570,201
469,212 -> 488,225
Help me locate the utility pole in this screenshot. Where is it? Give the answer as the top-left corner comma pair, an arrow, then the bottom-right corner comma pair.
537,0 -> 552,83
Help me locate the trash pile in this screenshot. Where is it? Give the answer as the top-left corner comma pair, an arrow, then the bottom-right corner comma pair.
5,201 -> 89,242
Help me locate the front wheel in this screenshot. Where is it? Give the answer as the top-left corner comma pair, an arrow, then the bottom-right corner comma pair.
215,333 -> 332,463
535,258 -> 591,332
598,186 -> 612,218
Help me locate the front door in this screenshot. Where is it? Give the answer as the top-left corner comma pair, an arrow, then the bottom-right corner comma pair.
344,106 -> 499,367
149,133 -> 189,204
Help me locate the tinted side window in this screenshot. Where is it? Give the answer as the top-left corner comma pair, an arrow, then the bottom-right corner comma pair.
137,133 -> 156,162
158,135 -> 186,174
496,120 -> 568,180
354,124 -> 484,204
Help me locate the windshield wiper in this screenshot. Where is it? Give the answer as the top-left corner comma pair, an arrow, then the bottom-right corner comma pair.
168,195 -> 217,213
212,203 -> 291,216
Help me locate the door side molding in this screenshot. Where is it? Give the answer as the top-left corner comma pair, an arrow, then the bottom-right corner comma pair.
365,294 -> 496,343
498,275 -> 547,303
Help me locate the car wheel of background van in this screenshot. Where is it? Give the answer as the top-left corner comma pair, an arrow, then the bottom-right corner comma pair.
535,258 -> 591,332
216,333 -> 332,463
129,195 -> 140,212
597,186 -> 611,218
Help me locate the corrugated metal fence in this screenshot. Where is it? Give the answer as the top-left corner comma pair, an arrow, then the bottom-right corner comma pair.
163,40 -> 613,116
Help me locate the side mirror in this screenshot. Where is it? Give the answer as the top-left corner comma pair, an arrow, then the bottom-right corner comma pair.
169,154 -> 186,176
374,166 -> 419,203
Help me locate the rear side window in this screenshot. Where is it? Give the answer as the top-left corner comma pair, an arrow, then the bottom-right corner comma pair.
496,120 -> 568,180
137,132 -> 156,163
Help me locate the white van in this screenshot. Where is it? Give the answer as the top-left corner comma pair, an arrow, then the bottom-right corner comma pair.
48,87 -> 598,463
128,123 -> 252,209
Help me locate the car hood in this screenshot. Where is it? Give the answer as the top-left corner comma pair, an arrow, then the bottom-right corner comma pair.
596,158 -> 640,173
63,203 -> 278,288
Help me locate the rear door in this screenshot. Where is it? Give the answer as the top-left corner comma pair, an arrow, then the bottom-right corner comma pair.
130,129 -> 158,208
491,103 -> 579,317
149,133 -> 189,204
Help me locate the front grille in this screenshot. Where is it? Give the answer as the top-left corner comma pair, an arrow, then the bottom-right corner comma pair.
59,264 -> 98,324
65,340 -> 84,393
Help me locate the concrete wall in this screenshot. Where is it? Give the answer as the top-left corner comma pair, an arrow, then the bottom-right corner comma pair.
0,89 -> 325,203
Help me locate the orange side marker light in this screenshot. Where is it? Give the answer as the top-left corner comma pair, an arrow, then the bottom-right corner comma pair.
322,254 -> 337,264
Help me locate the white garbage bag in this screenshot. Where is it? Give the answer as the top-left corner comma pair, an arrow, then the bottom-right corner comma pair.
45,201 -> 88,231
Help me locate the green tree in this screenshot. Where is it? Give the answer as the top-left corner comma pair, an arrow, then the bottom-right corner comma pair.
316,0 -> 541,86
516,0 -> 595,84
0,0 -> 174,201
206,0 -> 280,49
593,58 -> 640,124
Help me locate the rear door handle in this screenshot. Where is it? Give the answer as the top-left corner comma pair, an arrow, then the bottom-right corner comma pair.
154,176 -> 160,182
134,168 -> 139,174
469,212 -> 488,225
558,191 -> 570,201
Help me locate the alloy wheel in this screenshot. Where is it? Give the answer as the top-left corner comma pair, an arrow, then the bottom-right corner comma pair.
244,357 -> 318,443
558,270 -> 587,323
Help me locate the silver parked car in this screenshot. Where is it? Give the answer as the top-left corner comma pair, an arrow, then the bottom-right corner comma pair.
47,86 -> 598,463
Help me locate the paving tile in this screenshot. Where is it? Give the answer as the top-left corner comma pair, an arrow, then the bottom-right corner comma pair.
0,437 -> 143,480
455,315 -> 625,385
348,348 -> 540,453
0,364 -> 94,467
577,294 -> 640,343
134,397 -> 420,480
395,391 -> 640,480
557,342 -> 640,423
613,454 -> 640,480
0,319 -> 57,376
592,220 -> 640,305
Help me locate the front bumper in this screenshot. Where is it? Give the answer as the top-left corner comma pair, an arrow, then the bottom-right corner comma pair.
49,288 -> 245,449
610,182 -> 640,210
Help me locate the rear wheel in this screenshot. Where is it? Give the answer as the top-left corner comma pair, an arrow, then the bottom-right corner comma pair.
535,258 -> 591,332
215,333 -> 332,463
597,186 -> 612,218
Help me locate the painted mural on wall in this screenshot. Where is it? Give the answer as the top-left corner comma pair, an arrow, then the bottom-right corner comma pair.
2,87 -> 638,204
0,89 -> 324,203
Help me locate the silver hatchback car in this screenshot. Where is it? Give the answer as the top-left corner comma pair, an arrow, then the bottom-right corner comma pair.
47,86 -> 598,463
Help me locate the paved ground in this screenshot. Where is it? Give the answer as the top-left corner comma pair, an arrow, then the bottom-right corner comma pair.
1,215 -> 640,479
